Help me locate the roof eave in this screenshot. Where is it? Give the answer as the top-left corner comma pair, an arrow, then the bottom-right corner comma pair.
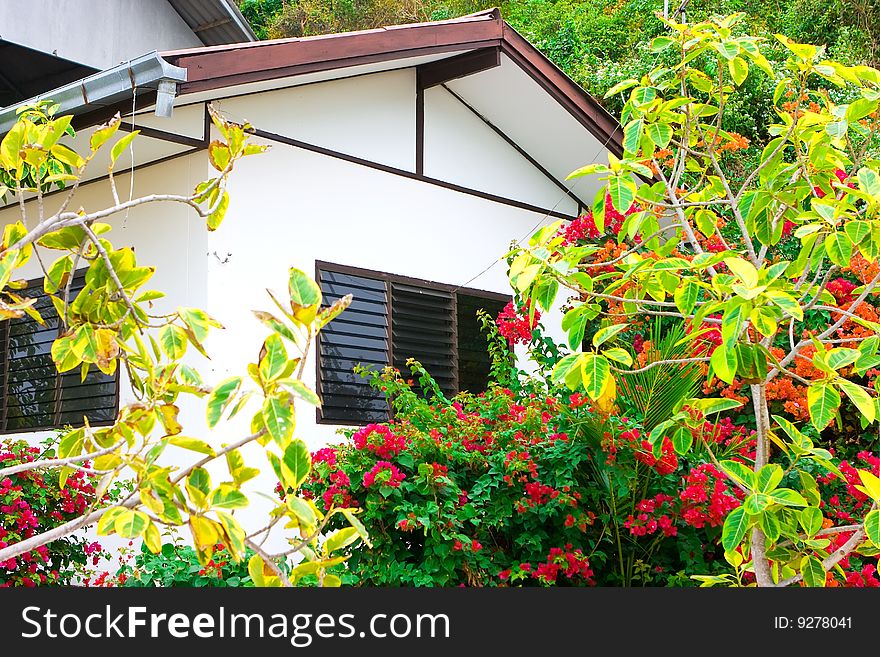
0,52 -> 187,135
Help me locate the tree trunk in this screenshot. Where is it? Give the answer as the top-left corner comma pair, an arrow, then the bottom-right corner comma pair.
750,383 -> 774,586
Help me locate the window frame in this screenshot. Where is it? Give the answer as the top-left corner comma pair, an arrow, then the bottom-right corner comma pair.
0,271 -> 121,435
314,260 -> 510,426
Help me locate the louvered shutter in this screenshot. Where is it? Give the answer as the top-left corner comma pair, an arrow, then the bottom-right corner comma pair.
317,269 -> 390,423
390,282 -> 456,397
0,272 -> 118,433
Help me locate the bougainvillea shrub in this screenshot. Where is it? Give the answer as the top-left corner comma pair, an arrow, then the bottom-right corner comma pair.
0,438 -> 115,587
305,333 -> 879,587
299,356 -> 747,586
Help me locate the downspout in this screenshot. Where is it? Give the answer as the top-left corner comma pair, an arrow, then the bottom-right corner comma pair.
0,51 -> 187,134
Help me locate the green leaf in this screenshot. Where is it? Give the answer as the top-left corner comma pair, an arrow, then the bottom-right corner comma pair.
857,167 -> 880,198
671,426 -> 693,455
169,436 -> 215,456
206,190 -> 229,231
858,470 -> 880,502
728,56 -> 749,85
756,464 -> 783,493
285,379 -> 321,407
807,383 -> 841,431
259,333 -> 288,382
723,257 -> 759,288
341,509 -> 371,545
602,347 -> 633,367
159,324 -> 188,360
764,290 -> 803,320
288,267 -> 321,310
253,310 -> 301,345
566,163 -> 611,179
744,493 -> 772,514
722,507 -> 750,551
216,511 -> 246,557
826,348 -> 860,371
800,555 -> 826,587
58,428 -> 85,460
551,353 -> 582,390
759,511 -> 781,541
775,34 -> 818,60
114,509 -> 149,539
646,123 -> 673,149
607,175 -> 636,213
689,397 -> 744,415
593,323 -> 628,348
287,496 -> 317,528
580,353 -> 611,401
109,131 -> 139,166
750,306 -> 778,338
865,509 -> 880,547
837,378 -> 876,424
769,488 -> 808,507
282,439 -> 311,490
674,281 -> 699,316
90,115 -> 121,151
209,484 -> 249,509
622,118 -> 644,155
649,36 -> 676,53
603,79 -> 639,99
49,143 -> 85,169
206,377 -> 242,428
720,460 -> 755,490
799,507 -> 824,537
262,397 -> 295,447
324,527 -> 360,554
710,343 -> 738,384
826,233 -> 854,267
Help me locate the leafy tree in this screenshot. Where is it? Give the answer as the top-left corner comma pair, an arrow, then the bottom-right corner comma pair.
0,103 -> 369,587
507,13 -> 880,586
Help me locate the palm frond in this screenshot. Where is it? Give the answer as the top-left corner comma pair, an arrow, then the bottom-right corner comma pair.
618,319 -> 702,431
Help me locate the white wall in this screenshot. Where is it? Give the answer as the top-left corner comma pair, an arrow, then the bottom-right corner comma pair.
424,85 -> 579,216
217,69 -> 417,172
0,0 -> 201,68
0,68 -> 579,546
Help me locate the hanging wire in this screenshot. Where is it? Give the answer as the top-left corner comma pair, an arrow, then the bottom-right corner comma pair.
121,76 -> 137,229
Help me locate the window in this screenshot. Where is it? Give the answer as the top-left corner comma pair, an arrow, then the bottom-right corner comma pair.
0,271 -> 119,433
316,261 -> 509,424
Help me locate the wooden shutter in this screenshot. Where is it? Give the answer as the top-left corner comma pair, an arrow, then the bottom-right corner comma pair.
390,282 -> 457,397
0,272 -> 118,433
317,269 -> 390,423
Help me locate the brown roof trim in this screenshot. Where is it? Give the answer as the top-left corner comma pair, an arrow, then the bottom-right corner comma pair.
161,9 -> 622,152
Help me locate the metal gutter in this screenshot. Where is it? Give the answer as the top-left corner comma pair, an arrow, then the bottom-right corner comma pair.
0,52 -> 187,134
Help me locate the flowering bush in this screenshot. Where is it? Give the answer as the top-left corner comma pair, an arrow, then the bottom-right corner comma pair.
302,357 -> 764,586
101,540 -> 257,588
0,437 -> 120,587
302,369 -> 604,586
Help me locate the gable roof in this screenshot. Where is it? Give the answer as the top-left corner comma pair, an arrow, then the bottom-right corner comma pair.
161,9 -> 622,156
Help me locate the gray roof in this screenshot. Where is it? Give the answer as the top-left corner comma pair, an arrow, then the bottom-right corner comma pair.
168,0 -> 257,45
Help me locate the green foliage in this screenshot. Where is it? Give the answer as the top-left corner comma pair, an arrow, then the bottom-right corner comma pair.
0,105 -> 368,587
507,12 -> 880,586
618,320 -> 703,431
113,540 -> 257,587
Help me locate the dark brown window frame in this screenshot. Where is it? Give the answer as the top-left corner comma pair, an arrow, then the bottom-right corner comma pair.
314,260 -> 509,426
0,270 -> 120,435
